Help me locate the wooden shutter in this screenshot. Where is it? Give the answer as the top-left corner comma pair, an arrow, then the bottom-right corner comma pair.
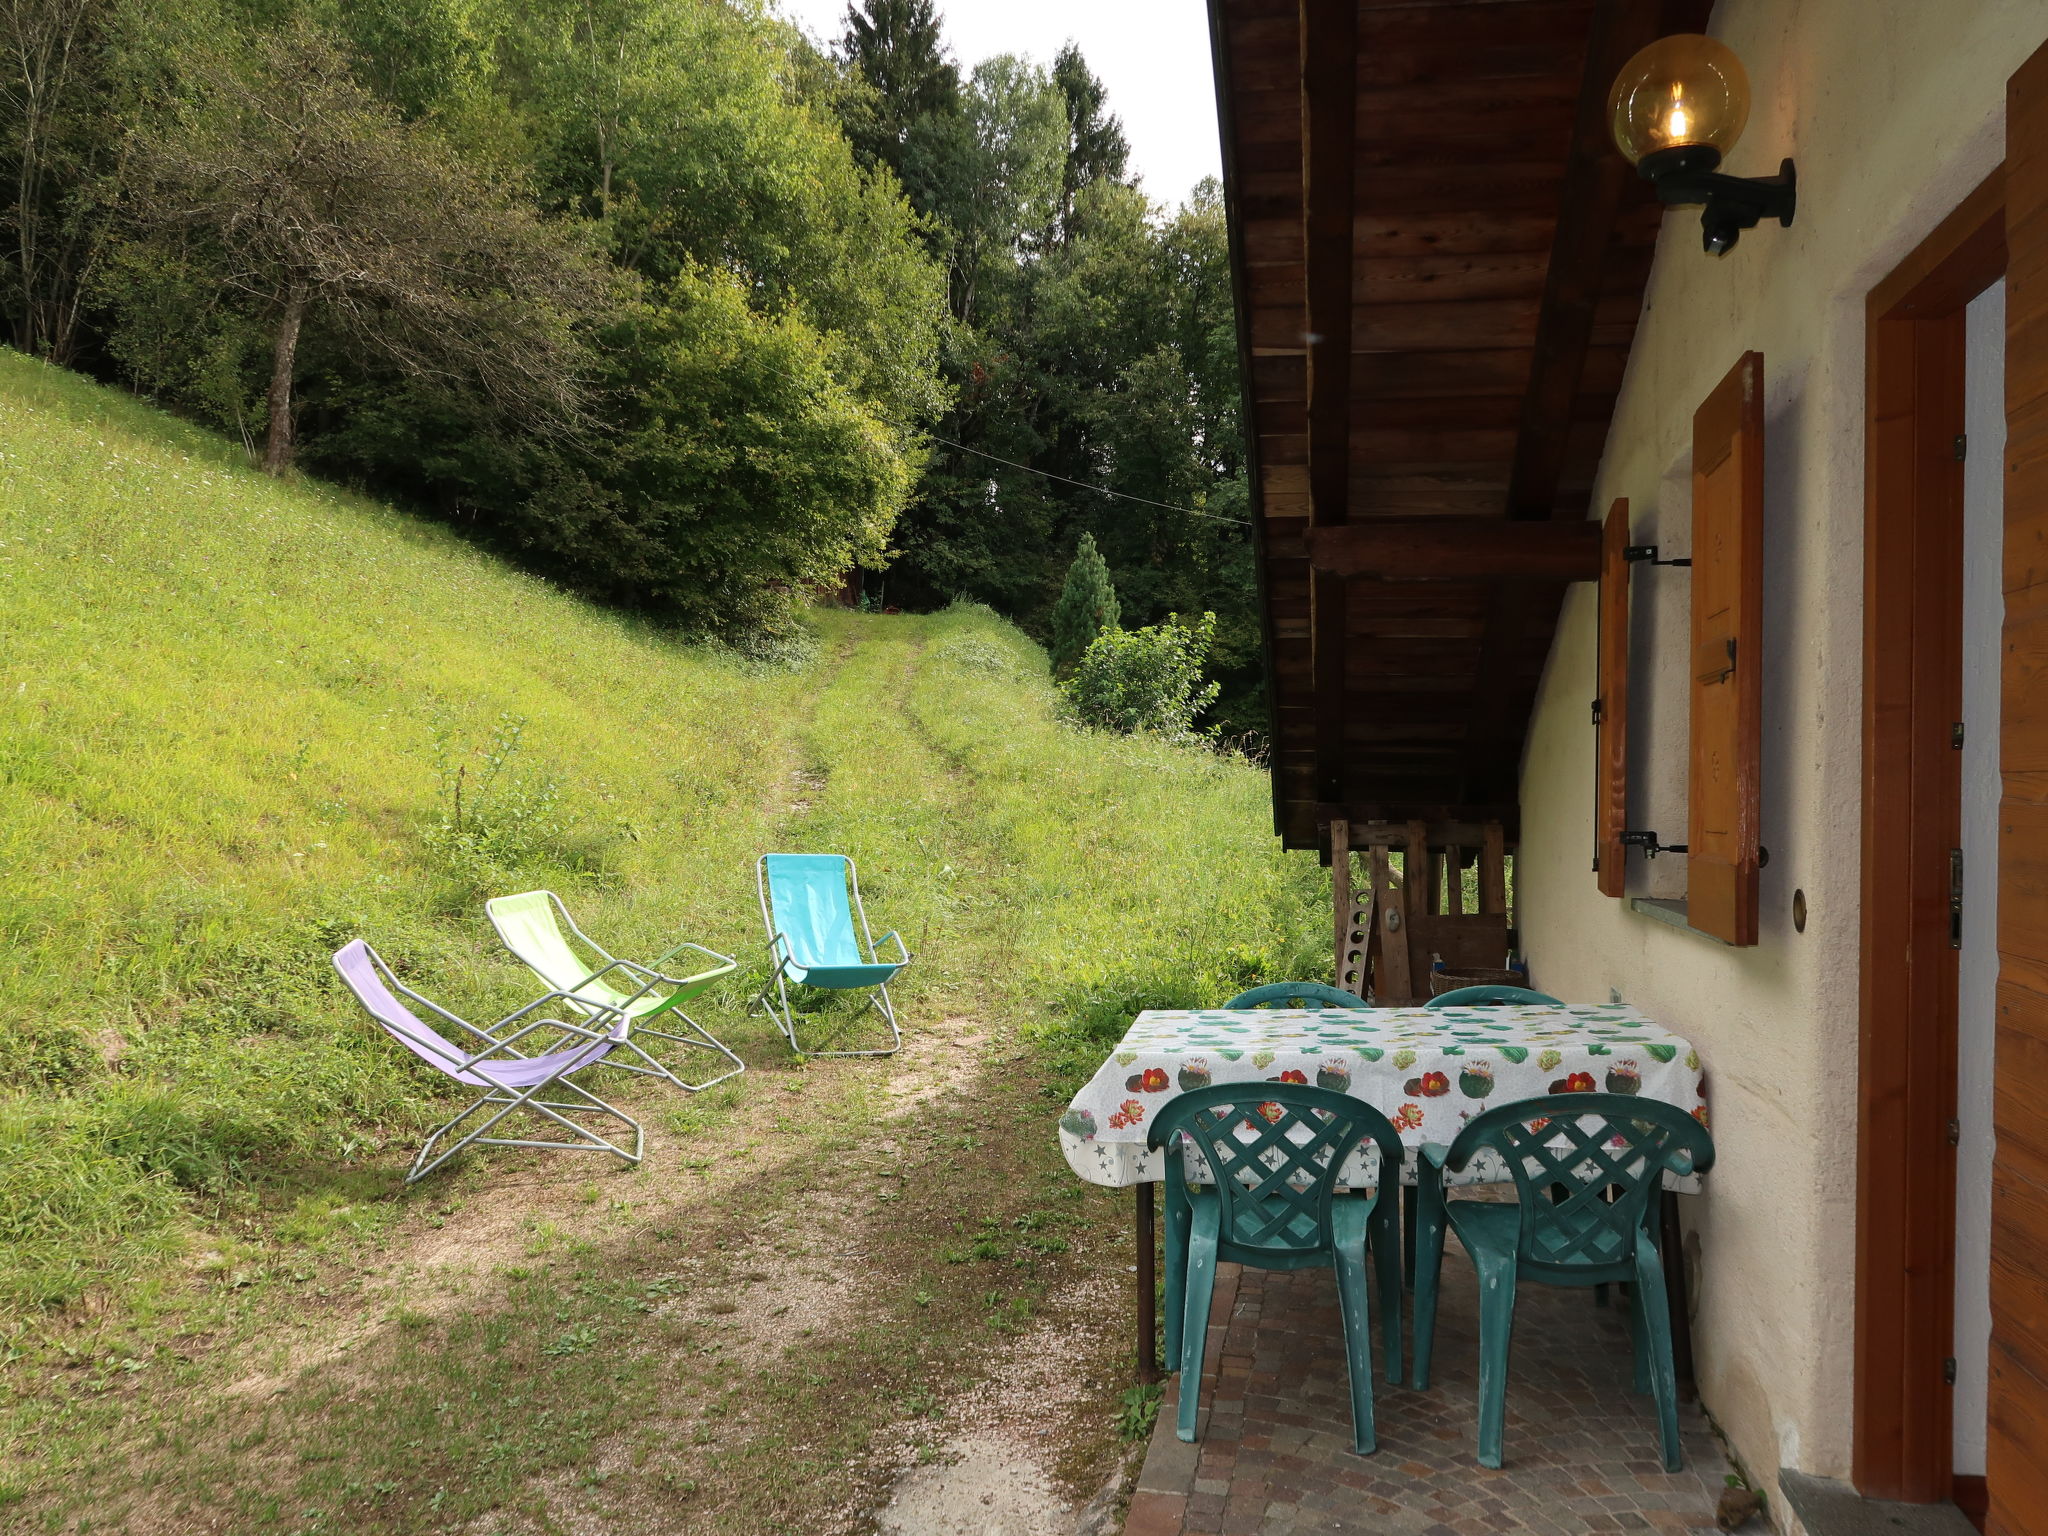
1993,41 -> 2048,1536
1687,352 -> 1764,946
1595,498 -> 1631,896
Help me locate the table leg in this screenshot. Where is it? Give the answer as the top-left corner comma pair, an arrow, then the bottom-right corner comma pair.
1660,1188 -> 1696,1402
1136,1181 -> 1160,1383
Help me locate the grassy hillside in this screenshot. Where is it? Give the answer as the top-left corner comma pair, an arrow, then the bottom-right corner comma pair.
0,348 -> 1326,1526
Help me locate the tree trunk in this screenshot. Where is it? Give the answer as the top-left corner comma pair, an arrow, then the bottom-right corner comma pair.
262,284 -> 307,475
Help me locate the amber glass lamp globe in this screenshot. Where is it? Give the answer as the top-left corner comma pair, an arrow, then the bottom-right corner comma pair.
1609,33 -> 1752,165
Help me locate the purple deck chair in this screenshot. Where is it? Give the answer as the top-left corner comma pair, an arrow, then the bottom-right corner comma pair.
333,939 -> 642,1183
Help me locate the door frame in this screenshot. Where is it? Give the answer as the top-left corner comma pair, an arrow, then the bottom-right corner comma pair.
1855,167 -> 2007,1504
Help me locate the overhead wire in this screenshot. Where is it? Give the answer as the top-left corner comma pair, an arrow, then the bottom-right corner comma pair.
925,434 -> 1251,526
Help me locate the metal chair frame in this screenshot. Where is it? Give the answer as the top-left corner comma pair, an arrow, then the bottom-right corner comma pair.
485,889 -> 744,1093
333,940 -> 643,1184
751,853 -> 908,1057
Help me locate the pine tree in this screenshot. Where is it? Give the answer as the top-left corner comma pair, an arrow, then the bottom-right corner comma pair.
1051,44 -> 1131,243
838,0 -> 959,189
1050,532 -> 1121,674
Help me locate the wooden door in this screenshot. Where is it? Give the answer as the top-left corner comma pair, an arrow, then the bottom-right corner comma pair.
1992,40 -> 2048,1536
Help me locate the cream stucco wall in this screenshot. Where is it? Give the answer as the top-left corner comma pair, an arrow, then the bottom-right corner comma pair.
1515,0 -> 2047,1511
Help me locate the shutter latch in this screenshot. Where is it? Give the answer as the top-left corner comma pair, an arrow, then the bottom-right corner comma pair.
1619,831 -> 1688,859
1624,544 -> 1693,568
1951,848 -> 1964,949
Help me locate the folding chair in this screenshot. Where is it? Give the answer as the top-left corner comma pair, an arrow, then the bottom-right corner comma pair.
752,853 -> 909,1056
485,890 -> 743,1093
1222,982 -> 1368,1009
332,939 -> 642,1183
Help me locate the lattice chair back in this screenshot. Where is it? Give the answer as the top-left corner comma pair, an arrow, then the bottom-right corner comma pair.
1149,1083 -> 1403,1268
1440,1093 -> 1714,1284
1221,982 -> 1367,1011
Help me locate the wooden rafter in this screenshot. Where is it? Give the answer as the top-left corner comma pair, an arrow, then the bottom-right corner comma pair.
1306,519 -> 1602,581
1301,0 -> 1357,809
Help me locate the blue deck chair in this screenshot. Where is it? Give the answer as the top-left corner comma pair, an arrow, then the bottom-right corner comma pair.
753,853 -> 910,1056
1425,984 -> 1563,1008
1223,982 -> 1367,1010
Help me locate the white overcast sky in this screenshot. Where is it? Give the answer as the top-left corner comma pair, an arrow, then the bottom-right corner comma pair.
773,0 -> 1224,208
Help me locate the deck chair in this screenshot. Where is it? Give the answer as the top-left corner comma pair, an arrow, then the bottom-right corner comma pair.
332,940 -> 641,1183
1222,982 -> 1368,1009
485,890 -> 743,1093
1410,1093 -> 1715,1470
753,853 -> 910,1056
1149,1083 -> 1405,1454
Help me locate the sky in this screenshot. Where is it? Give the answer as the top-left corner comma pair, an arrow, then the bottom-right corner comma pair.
773,0 -> 1225,208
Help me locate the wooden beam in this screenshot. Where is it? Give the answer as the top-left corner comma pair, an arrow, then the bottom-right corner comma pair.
1301,0 -> 1358,803
1330,817 -> 1352,987
1306,518 -> 1602,581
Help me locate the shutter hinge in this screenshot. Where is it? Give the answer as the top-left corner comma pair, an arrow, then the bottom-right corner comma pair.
1955,434 -> 1968,462
1951,848 -> 1965,948
1948,1118 -> 1962,1148
1944,1357 -> 1958,1386
1620,831 -> 1688,859
1625,544 -> 1693,568
1592,698 -> 1604,726
1952,721 -> 1965,749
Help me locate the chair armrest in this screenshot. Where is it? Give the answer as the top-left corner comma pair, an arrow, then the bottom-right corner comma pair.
456,1011 -> 612,1072
1418,1142 -> 1452,1171
873,931 -> 911,965
645,940 -> 740,988
766,932 -> 794,971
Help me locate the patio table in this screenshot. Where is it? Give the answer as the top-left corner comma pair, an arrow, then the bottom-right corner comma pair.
1057,1004 -> 1709,1381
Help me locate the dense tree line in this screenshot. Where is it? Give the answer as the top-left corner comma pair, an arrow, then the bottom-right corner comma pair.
2,0 -> 1258,725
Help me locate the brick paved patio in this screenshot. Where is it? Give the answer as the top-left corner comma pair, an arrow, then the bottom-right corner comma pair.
1123,1245 -> 1736,1536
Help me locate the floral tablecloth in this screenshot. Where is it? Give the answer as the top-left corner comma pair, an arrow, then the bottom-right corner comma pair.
1057,1005 -> 1707,1189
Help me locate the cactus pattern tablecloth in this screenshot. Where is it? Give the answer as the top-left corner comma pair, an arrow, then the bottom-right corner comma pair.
1058,1005 -> 1706,1190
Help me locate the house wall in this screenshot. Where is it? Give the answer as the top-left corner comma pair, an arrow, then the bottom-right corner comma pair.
1515,0 -> 2045,1511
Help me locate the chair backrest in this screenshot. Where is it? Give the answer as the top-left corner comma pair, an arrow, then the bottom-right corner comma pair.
761,854 -> 862,969
1147,1083 -> 1404,1259
1425,984 -> 1562,1008
1440,1093 -> 1715,1278
1222,982 -> 1367,1010
332,940 -> 469,1078
487,889 -> 621,1006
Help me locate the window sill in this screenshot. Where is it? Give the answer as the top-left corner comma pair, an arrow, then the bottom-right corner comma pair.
1628,897 -> 1731,946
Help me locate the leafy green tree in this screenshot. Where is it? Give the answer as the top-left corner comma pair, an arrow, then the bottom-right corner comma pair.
1049,531 -> 1120,674
1063,612 -> 1221,741
114,21 -> 603,473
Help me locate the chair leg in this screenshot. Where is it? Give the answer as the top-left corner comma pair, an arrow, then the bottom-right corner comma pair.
1369,1193 -> 1403,1386
1162,1178 -> 1191,1366
1331,1202 -> 1379,1455
1177,1201 -> 1222,1444
1628,1275 -> 1651,1394
1403,1182 -> 1418,1287
1410,1168 -> 1450,1390
1472,1250 -> 1519,1470
1633,1236 -> 1685,1471
626,1011 -> 747,1092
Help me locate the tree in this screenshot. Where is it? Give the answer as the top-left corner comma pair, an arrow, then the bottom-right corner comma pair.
1063,612 -> 1221,741
837,0 -> 957,183
1050,43 -> 1128,243
1050,531 -> 1119,674
118,22 -> 603,473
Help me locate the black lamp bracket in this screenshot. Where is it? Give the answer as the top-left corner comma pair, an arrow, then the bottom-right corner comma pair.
1624,544 -> 1691,569
1619,830 -> 1688,859
1638,145 -> 1796,256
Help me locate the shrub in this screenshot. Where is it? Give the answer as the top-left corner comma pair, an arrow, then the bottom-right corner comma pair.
1049,533 -> 1121,674
1062,613 -> 1221,740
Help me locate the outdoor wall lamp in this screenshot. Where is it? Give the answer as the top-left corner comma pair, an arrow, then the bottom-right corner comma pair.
1609,33 -> 1795,256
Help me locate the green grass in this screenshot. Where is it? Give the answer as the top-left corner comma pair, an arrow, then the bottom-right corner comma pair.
0,347 -> 1327,1530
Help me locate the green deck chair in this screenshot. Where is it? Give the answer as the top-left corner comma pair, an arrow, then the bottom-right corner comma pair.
1409,1093 -> 1715,1470
1149,1083 -> 1405,1455
485,890 -> 743,1092
1222,982 -> 1367,1009
753,853 -> 910,1056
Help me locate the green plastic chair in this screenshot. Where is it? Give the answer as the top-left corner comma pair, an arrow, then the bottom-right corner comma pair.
1221,982 -> 1367,1009
1149,1083 -> 1405,1454
485,890 -> 743,1092
1410,1093 -> 1715,1470
754,853 -> 910,1056
1424,984 -> 1561,1008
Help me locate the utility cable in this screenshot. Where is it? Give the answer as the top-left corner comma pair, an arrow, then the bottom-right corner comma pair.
925,434 -> 1251,525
